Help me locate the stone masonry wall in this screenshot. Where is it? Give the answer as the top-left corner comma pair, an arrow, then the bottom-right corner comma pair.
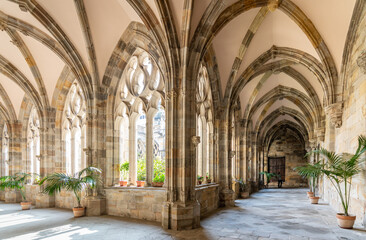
323,4 -> 366,226
25,185 -> 40,205
267,134 -> 307,188
105,188 -> 165,222
195,184 -> 219,216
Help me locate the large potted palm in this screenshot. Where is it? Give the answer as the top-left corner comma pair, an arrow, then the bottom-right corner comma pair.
0,173 -> 37,210
39,166 -> 101,217
307,135 -> 366,229
295,161 -> 323,204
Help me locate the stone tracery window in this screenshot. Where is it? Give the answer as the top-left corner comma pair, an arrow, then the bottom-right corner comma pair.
2,124 -> 9,176
196,64 -> 213,184
62,81 -> 86,175
27,107 -> 40,182
115,49 -> 165,186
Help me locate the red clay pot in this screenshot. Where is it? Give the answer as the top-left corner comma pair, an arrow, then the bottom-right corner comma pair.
20,201 -> 32,210
119,180 -> 128,187
73,207 -> 85,218
307,191 -> 314,198
336,213 -> 356,229
136,181 -> 145,187
309,196 -> 319,204
152,182 -> 164,187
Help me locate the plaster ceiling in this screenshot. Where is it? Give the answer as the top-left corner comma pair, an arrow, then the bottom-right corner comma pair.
0,0 -> 358,145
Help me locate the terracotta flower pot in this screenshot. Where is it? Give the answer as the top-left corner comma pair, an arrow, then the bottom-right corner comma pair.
336,213 -> 356,229
73,207 -> 85,218
20,201 -> 32,210
307,191 -> 314,198
207,179 -> 212,184
119,180 -> 128,187
136,181 -> 145,187
240,192 -> 249,199
152,182 -> 164,187
197,180 -> 202,185
309,196 -> 319,204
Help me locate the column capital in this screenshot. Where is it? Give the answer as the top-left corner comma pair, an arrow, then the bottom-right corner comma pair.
325,102 -> 343,128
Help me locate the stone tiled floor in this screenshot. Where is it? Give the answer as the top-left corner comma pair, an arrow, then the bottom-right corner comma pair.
1,188 -> 366,239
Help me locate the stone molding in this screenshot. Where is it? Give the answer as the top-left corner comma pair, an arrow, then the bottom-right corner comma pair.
357,50 -> 366,74
325,102 -> 343,128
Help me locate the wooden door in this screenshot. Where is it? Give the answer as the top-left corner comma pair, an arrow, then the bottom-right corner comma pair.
268,157 -> 285,182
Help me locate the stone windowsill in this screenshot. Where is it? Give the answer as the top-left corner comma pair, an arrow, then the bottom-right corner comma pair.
105,186 -> 166,191
195,183 -> 219,190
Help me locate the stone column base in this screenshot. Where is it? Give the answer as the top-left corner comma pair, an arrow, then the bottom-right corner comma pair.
5,190 -> 22,203
0,190 -> 5,201
82,196 -> 106,216
219,188 -> 235,207
36,193 -> 55,208
162,201 -> 200,230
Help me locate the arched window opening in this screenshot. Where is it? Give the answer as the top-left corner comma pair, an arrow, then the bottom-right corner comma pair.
153,104 -> 165,185
2,124 -> 9,176
27,107 -> 40,182
115,49 -> 165,187
62,81 -> 86,175
196,64 -> 213,184
119,116 -> 129,182
231,115 -> 236,179
197,115 -> 203,179
136,113 -> 146,184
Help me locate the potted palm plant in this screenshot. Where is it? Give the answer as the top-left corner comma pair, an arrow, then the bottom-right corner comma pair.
259,171 -> 278,188
295,161 -> 323,204
119,162 -> 129,187
39,166 -> 101,218
307,135 -> 366,229
0,173 -> 37,210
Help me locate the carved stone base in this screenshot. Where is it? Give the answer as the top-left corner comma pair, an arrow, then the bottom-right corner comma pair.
82,196 -> 106,216
219,189 -> 235,207
162,201 -> 200,230
5,190 -> 22,203
36,193 -> 55,208
0,190 -> 5,201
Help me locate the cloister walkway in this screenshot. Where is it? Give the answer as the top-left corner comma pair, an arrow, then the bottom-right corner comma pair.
1,189 -> 366,240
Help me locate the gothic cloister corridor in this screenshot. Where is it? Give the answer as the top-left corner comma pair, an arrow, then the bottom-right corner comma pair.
1,188 -> 366,240
1,0 -> 366,238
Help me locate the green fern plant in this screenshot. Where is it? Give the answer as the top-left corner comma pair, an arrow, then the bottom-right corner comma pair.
306,135 -> 366,216
39,167 -> 102,208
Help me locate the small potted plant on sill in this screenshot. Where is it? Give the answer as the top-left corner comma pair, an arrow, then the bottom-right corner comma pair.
197,175 -> 204,185
259,171 -> 278,188
39,166 -> 101,218
307,135 -> 366,229
152,172 -> 165,187
119,162 -> 129,187
136,155 -> 146,187
0,173 -> 37,210
295,161 -> 323,204
206,173 -> 212,184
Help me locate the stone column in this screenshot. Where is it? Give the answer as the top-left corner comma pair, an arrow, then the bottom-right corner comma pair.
36,109 -> 56,208
128,117 -> 137,186
162,89 -> 200,230
217,114 -> 235,207
146,113 -> 154,187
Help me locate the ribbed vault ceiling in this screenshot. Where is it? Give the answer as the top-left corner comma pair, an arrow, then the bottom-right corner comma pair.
0,0 -> 357,146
